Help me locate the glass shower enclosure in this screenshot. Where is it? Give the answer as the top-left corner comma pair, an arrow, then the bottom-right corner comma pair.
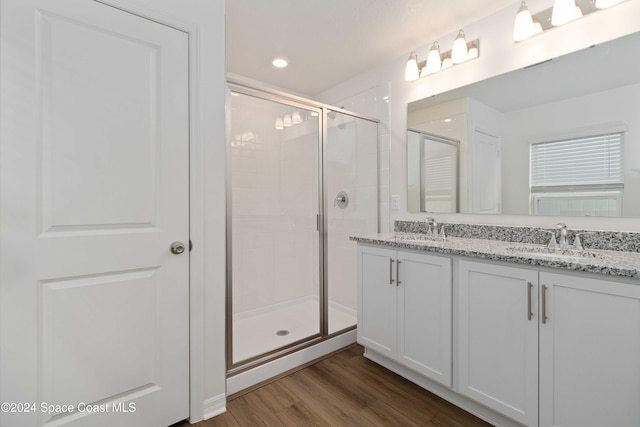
227,84 -> 378,373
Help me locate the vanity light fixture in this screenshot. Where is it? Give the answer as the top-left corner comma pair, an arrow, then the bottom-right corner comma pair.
552,0 -> 580,26
422,42 -> 442,77
405,51 -> 420,82
451,30 -> 469,64
292,111 -> 302,124
405,30 -> 480,82
283,114 -> 292,127
275,117 -> 284,130
514,0 -> 627,42
513,1 -> 534,42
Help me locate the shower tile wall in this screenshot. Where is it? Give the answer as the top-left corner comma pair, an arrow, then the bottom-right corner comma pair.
334,83 -> 390,232
231,103 -> 320,317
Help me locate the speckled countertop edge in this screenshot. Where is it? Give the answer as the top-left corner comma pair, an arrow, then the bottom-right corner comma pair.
394,220 -> 640,253
350,232 -> 640,280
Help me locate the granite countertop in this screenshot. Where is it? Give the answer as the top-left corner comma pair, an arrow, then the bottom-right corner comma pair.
350,232 -> 640,279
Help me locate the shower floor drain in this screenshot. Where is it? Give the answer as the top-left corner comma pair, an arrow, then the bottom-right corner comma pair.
276,330 -> 290,336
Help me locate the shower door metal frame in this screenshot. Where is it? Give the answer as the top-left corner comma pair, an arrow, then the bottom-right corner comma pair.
408,128 -> 460,213
226,81 -> 379,375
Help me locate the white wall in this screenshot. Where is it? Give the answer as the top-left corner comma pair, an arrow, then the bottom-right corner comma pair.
317,0 -> 640,232
502,82 -> 640,217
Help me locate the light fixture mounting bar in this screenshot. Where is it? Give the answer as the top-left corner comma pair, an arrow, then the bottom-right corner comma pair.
416,39 -> 480,71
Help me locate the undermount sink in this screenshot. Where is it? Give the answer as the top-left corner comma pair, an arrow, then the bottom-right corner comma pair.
506,246 -> 601,260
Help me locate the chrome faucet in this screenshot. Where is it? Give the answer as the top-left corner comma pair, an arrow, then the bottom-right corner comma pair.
425,217 -> 438,236
556,222 -> 568,247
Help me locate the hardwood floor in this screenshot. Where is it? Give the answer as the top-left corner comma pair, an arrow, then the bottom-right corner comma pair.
177,344 -> 492,427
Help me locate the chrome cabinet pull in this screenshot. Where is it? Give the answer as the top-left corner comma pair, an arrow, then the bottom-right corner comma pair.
527,282 -> 533,320
541,284 -> 548,324
396,260 -> 402,286
389,258 -> 395,285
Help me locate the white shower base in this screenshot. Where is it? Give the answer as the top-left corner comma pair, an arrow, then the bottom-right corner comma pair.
232,296 -> 356,364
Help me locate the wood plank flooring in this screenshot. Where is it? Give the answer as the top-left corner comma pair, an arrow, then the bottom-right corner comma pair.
177,345 -> 492,427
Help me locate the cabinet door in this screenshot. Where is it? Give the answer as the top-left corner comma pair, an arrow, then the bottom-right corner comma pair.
358,245 -> 397,358
458,261 -> 538,427
397,251 -> 452,386
539,272 -> 640,427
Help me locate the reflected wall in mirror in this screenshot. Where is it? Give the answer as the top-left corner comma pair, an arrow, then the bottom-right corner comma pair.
407,129 -> 459,213
407,30 -> 640,217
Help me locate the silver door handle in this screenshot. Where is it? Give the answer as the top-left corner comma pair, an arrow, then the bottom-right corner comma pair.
171,241 -> 186,255
396,260 -> 402,285
389,258 -> 395,285
541,284 -> 548,324
527,282 -> 533,321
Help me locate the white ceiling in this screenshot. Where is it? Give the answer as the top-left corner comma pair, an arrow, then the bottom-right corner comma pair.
226,0 -> 518,96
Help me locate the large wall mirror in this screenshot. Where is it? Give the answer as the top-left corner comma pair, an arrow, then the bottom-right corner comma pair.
407,30 -> 640,217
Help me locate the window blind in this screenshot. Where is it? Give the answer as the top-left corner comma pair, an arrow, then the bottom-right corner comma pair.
530,132 -> 624,192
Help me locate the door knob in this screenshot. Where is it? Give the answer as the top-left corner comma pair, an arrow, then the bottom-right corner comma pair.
170,241 -> 186,255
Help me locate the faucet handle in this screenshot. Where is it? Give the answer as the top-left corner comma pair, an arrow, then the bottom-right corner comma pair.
544,230 -> 558,247
573,234 -> 584,250
439,225 -> 447,240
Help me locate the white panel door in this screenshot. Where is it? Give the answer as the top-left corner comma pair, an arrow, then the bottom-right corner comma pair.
397,251 -> 452,386
471,130 -> 501,214
539,272 -> 640,427
0,1 -> 190,426
357,246 -> 397,359
457,261 -> 538,427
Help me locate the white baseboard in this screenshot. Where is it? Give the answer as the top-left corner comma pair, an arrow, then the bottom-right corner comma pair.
202,393 -> 226,421
226,329 -> 357,396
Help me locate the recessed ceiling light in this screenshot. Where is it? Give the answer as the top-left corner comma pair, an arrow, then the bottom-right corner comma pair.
272,58 -> 288,68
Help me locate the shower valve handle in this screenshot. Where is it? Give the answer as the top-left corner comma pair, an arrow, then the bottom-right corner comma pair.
335,191 -> 349,208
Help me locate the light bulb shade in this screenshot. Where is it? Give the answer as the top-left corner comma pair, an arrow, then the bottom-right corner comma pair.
575,5 -> 583,17
595,0 -> 624,8
405,51 -> 419,82
283,114 -> 292,127
424,42 -> 441,75
292,111 -> 302,124
552,0 -> 578,26
467,46 -> 479,60
513,1 -> 534,41
275,117 -> 284,130
532,21 -> 543,35
451,30 -> 468,64
441,57 -> 453,70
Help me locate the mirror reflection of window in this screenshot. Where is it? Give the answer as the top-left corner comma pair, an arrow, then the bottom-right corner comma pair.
530,129 -> 625,216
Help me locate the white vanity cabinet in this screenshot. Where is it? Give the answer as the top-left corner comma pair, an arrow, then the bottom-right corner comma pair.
356,240 -> 640,427
457,260 -> 539,427
457,261 -> 640,427
358,245 -> 452,387
538,272 -> 640,427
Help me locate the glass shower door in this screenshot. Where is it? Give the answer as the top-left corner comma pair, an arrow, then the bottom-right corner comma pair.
325,110 -> 378,334
228,91 -> 322,366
